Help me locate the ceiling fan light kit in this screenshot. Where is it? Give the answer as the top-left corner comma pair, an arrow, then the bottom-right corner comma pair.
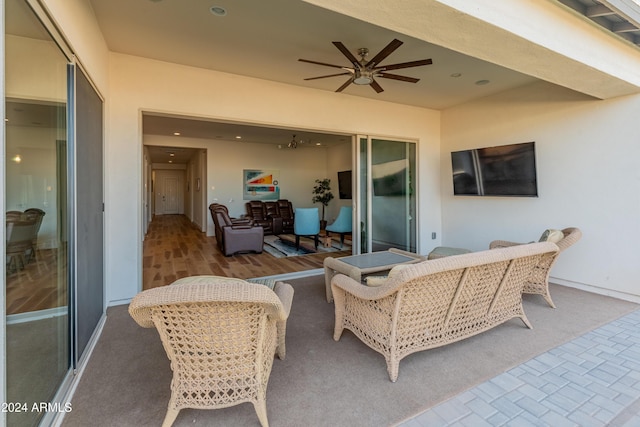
299,38 -> 432,93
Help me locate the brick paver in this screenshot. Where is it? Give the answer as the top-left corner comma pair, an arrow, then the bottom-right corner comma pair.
399,309 -> 640,427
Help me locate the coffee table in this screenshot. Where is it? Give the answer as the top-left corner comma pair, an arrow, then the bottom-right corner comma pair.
323,248 -> 426,302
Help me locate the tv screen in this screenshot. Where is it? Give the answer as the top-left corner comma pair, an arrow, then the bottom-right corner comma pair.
451,142 -> 538,197
337,170 -> 352,199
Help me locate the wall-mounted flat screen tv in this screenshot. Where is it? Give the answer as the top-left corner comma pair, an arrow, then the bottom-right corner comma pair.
337,170 -> 352,199
451,142 -> 538,197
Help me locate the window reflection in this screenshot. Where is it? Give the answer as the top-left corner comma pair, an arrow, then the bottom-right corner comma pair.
5,0 -> 70,426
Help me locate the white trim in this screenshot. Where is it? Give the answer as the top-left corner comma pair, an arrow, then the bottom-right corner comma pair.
551,277 -> 640,304
108,297 -> 133,307
6,306 -> 68,325
50,312 -> 107,427
253,268 -> 324,282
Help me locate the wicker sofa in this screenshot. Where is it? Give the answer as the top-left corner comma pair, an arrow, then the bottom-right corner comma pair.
331,242 -> 559,382
489,227 -> 582,308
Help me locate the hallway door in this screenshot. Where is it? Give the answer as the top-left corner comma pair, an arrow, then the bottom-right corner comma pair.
163,176 -> 180,214
154,170 -> 184,215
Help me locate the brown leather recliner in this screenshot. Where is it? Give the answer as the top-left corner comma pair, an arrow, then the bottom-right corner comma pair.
211,208 -> 264,256
245,201 -> 273,235
245,200 -> 295,235
276,199 -> 295,234
209,203 -> 252,225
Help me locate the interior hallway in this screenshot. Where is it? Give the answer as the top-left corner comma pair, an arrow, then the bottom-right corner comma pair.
143,214 -> 351,290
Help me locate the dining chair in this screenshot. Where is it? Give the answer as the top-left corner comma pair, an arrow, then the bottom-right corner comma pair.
293,207 -> 320,250
325,206 -> 352,248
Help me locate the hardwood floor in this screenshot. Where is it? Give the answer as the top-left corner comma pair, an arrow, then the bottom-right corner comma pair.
5,247 -> 68,315
5,214 -> 349,314
143,214 -> 351,290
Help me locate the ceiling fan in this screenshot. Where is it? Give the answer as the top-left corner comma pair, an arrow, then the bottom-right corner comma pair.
299,38 -> 432,93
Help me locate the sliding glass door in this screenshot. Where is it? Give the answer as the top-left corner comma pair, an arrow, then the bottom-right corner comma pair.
5,1 -> 71,425
356,136 -> 417,253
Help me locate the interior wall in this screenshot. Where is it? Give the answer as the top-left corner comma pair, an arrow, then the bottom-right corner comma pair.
144,134 -> 339,236
5,125 -> 60,249
326,140 -> 353,222
441,80 -> 640,300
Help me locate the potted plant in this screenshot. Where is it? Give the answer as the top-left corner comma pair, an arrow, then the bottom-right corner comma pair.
312,178 -> 334,229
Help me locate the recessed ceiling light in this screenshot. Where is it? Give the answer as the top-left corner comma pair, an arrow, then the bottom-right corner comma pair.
169,153 -> 175,157
475,79 -> 490,85
210,6 -> 227,16
235,136 -> 242,139
450,73 -> 462,78
316,142 -> 322,146
173,132 -> 181,136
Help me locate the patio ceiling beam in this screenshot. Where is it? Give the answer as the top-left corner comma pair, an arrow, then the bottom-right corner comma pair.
599,0 -> 640,27
613,22 -> 639,33
586,4 -> 616,18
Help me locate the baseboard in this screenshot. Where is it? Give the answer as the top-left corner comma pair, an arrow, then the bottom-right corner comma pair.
551,277 -> 640,304
253,268 -> 324,282
108,297 -> 132,307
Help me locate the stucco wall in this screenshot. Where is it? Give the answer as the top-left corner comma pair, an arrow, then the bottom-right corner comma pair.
441,81 -> 640,301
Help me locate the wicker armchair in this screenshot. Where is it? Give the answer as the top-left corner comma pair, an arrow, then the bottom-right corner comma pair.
489,227 -> 582,308
332,242 -> 558,382
129,276 -> 294,427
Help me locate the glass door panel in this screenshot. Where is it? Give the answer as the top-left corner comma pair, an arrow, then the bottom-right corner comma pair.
5,1 -> 71,426
357,136 -> 417,253
357,136 -> 369,253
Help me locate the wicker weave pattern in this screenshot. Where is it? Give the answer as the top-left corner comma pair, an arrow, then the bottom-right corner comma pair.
129,276 -> 293,427
332,242 -> 559,382
490,227 -> 582,308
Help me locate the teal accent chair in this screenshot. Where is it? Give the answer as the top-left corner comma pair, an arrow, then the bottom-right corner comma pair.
325,206 -> 352,248
294,208 -> 320,250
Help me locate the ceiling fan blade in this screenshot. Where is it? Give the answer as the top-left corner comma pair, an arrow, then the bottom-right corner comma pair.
375,58 -> 433,71
298,58 -> 348,69
332,41 -> 360,68
377,73 -> 420,83
304,72 -> 352,81
366,38 -> 403,68
369,80 -> 384,93
336,78 -> 353,93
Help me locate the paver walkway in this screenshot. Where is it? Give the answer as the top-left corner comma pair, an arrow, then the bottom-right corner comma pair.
399,309 -> 640,427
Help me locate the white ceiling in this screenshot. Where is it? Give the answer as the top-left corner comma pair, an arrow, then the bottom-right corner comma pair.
89,0 -> 538,110
86,0 -> 545,163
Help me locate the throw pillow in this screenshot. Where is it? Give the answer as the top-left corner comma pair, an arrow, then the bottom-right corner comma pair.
539,229 -> 564,244
365,264 -> 412,287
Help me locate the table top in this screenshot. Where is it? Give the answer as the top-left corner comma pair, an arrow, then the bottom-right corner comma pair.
337,251 -> 419,269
